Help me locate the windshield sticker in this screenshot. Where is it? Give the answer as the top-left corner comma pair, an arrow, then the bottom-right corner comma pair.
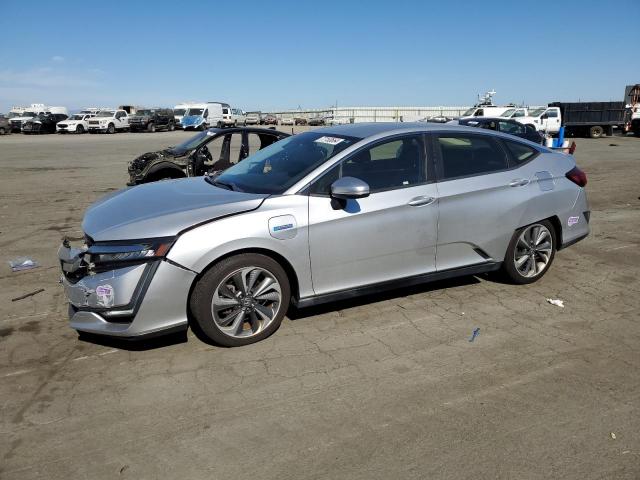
96,284 -> 115,308
314,136 -> 344,146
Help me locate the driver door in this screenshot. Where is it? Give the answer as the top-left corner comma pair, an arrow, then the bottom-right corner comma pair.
307,134 -> 438,295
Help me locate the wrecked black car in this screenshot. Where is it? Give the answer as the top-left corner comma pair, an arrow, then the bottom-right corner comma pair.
22,113 -> 68,134
127,127 -> 290,185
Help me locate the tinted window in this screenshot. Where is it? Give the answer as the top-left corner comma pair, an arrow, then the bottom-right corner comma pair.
503,140 -> 538,165
498,121 -> 524,135
546,110 -> 558,118
310,135 -> 426,194
436,135 -> 508,179
513,110 -> 525,117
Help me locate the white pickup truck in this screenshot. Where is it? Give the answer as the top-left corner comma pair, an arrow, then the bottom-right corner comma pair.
515,106 -> 562,133
87,109 -> 129,133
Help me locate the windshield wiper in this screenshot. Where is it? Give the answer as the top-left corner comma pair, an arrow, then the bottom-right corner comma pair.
205,176 -> 240,192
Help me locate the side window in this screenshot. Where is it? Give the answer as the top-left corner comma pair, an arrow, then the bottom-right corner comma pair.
310,135 -> 426,195
513,110 -> 525,117
203,109 -> 208,118
503,140 -> 538,166
498,121 -> 524,134
475,109 -> 484,117
546,109 -> 558,118
436,135 -> 508,179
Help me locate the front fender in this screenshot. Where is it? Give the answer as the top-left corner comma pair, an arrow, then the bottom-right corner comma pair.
167,195 -> 314,298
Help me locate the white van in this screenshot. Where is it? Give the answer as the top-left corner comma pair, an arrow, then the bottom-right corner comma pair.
181,102 -> 228,130
173,103 -> 191,128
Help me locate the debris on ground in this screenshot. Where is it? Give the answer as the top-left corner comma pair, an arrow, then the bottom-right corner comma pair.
546,298 -> 565,308
8,257 -> 39,272
610,432 -> 617,440
469,328 -> 480,342
11,288 -> 45,302
609,143 -> 618,147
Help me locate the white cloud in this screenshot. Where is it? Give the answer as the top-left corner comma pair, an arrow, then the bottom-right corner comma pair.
51,55 -> 65,63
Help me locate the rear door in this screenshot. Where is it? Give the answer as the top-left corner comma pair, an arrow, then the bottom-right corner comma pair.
433,132 -> 534,270
307,134 -> 438,295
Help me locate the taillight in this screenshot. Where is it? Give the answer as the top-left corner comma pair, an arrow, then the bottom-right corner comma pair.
566,166 -> 587,187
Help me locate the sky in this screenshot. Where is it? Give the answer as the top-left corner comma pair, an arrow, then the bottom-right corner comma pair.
1,0 -> 639,112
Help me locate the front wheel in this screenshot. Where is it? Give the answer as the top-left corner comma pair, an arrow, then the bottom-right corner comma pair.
76,125 -> 84,134
190,254 -> 291,347
0,127 -> 5,135
501,220 -> 556,284
107,123 -> 115,134
168,122 -> 175,131
147,122 -> 156,133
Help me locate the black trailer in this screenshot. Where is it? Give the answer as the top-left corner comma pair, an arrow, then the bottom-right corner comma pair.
548,101 -> 627,138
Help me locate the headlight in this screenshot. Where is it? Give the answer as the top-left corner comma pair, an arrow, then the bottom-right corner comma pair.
87,238 -> 174,266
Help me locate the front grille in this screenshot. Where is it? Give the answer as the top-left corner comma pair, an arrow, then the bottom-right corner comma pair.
89,121 -> 99,125
58,124 -> 68,128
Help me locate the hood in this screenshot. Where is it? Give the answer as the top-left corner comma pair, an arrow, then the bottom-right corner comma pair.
182,115 -> 203,126
82,177 -> 268,241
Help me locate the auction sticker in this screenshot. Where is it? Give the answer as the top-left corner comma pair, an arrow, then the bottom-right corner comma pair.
567,216 -> 579,226
96,284 -> 115,308
314,136 -> 344,145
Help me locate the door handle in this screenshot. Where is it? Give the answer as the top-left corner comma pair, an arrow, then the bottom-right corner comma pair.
408,196 -> 436,207
509,178 -> 530,187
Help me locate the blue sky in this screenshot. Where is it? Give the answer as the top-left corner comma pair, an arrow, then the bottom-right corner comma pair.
1,0 -> 638,112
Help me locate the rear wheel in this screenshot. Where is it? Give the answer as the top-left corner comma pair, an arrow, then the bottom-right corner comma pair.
502,220 -> 556,284
589,125 -> 604,138
190,254 -> 290,347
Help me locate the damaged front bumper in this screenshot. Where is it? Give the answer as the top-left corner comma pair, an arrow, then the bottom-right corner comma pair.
58,242 -> 196,339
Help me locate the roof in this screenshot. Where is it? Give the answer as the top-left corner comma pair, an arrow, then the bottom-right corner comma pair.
314,122 -> 475,138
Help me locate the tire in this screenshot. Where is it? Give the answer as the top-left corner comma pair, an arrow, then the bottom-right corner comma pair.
217,121 -> 223,128
168,122 -> 175,131
107,123 -> 115,134
501,220 -> 556,285
0,127 -> 5,135
589,125 -> 604,139
75,125 -> 84,134
243,120 -> 247,126
147,122 -> 156,133
234,121 -> 237,127
190,253 -> 291,347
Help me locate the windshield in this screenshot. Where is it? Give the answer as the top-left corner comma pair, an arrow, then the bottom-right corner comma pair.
69,114 -> 84,120
96,110 -> 114,117
213,132 -> 359,194
462,108 -> 477,116
169,131 -> 210,154
187,108 -> 204,116
136,109 -> 152,116
500,109 -> 515,117
23,111 -> 38,117
174,108 -> 186,115
529,108 -> 546,117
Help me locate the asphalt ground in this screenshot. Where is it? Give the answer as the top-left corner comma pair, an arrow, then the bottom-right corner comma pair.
0,127 -> 639,479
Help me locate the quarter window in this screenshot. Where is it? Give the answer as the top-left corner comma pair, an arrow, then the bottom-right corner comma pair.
503,140 -> 538,166
310,135 -> 426,194
498,121 -> 524,134
436,135 -> 508,179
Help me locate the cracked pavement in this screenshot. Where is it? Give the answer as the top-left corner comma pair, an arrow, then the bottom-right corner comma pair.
0,130 -> 639,479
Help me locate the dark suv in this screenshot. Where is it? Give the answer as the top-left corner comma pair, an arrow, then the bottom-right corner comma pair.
129,108 -> 175,132
0,115 -> 11,135
22,113 -> 69,134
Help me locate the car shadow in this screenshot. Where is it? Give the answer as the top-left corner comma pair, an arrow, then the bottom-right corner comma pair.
287,274 -> 482,320
77,329 -> 188,351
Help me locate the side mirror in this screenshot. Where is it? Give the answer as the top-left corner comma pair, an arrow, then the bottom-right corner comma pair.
330,176 -> 370,200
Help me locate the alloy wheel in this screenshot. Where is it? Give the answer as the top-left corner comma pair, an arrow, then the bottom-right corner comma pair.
513,224 -> 553,278
211,267 -> 282,338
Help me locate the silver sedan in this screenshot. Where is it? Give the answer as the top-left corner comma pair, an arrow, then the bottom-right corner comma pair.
59,123 -> 590,346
